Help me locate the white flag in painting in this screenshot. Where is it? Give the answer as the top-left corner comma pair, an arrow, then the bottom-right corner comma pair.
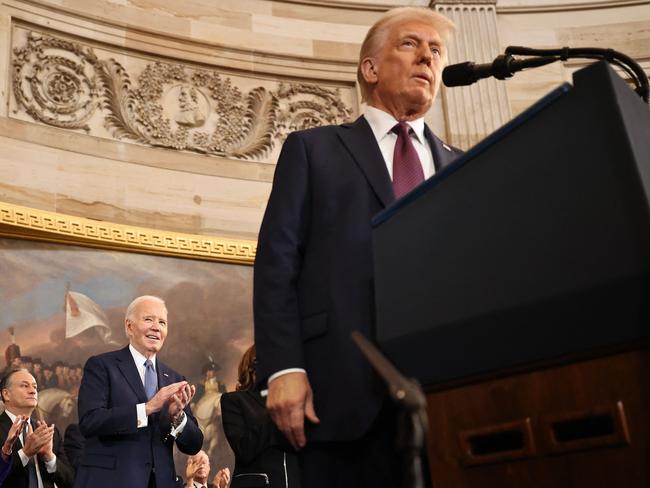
65,291 -> 117,344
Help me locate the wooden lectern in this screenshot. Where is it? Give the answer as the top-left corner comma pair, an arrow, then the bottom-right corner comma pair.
371,61 -> 650,487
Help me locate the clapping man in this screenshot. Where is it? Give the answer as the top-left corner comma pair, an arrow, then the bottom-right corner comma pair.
185,450 -> 230,488
0,368 -> 74,487
75,295 -> 203,488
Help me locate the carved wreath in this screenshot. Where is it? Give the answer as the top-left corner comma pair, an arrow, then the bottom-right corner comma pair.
12,33 -> 353,161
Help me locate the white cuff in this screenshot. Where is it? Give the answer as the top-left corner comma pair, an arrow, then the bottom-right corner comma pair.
45,453 -> 57,473
267,368 -> 306,386
136,403 -> 148,428
170,412 -> 188,439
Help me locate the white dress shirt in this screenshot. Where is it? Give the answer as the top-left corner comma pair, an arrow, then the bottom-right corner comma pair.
5,409 -> 56,488
129,344 -> 187,436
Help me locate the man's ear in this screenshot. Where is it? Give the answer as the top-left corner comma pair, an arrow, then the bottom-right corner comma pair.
360,57 -> 378,84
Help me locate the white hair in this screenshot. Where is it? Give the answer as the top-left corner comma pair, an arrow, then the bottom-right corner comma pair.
124,295 -> 166,330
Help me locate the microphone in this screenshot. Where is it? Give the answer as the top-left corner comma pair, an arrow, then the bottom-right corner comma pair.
443,54 -> 558,87
442,46 -> 649,103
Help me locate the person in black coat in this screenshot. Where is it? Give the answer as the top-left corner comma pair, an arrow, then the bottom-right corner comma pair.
0,368 -> 74,488
221,345 -> 299,488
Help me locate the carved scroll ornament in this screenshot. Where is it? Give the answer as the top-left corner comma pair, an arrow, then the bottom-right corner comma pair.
12,32 -> 353,161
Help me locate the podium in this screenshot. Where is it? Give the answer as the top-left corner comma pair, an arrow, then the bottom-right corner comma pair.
371,61 -> 650,486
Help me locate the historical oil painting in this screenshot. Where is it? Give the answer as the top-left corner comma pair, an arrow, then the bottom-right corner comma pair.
0,235 -> 254,473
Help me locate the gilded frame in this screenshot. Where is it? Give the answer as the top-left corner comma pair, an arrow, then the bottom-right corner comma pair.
0,201 -> 256,264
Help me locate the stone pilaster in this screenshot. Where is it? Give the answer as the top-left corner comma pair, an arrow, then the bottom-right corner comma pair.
434,0 -> 512,149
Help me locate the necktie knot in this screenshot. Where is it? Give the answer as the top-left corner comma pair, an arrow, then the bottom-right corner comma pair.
392,121 -> 412,137
144,359 -> 153,369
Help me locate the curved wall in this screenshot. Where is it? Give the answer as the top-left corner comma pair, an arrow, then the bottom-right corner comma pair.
0,0 -> 648,238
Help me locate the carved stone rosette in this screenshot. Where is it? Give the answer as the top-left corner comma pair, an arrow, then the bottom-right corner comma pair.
12,31 -> 354,161
12,34 -> 100,132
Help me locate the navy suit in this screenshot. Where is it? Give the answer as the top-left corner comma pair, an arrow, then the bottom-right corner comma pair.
254,116 -> 462,443
0,412 -> 74,488
74,346 -> 203,488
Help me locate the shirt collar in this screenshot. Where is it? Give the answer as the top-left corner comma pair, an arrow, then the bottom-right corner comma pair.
363,105 -> 426,144
4,408 -> 32,427
129,344 -> 156,369
4,409 -> 18,423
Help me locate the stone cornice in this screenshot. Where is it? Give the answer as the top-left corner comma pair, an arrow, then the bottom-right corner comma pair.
0,202 -> 256,264
496,0 -> 648,13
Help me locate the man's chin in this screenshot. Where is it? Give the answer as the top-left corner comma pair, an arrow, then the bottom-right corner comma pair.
146,341 -> 163,351
403,95 -> 433,117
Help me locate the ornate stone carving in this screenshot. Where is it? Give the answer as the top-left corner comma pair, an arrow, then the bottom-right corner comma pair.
13,35 -> 100,132
12,31 -> 354,161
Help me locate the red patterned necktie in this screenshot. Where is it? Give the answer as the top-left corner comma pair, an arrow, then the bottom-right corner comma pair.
392,121 -> 424,199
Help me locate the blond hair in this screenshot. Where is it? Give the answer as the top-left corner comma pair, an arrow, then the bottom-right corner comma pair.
357,7 -> 456,102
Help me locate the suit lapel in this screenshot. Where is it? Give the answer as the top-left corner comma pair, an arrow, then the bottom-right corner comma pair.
424,124 -> 460,172
116,346 -> 148,403
0,412 -> 11,441
337,116 -> 395,208
157,361 -> 172,389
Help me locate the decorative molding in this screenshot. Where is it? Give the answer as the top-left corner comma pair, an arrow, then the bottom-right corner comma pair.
0,201 -> 256,264
434,0 -> 497,4
496,0 -> 649,13
11,29 -> 354,163
273,0 -> 405,11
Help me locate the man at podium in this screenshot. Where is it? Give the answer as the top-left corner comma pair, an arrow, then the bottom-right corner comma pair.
253,6 -> 463,487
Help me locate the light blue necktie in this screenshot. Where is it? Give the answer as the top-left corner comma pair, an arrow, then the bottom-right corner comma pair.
144,359 -> 157,400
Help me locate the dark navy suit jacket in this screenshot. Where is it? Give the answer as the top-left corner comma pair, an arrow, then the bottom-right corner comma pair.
254,116 -> 462,442
74,346 -> 203,488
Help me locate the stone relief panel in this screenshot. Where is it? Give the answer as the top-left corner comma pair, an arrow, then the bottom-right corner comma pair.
10,26 -> 356,163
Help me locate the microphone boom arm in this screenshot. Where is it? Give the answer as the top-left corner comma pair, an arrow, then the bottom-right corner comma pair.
443,46 -> 649,104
